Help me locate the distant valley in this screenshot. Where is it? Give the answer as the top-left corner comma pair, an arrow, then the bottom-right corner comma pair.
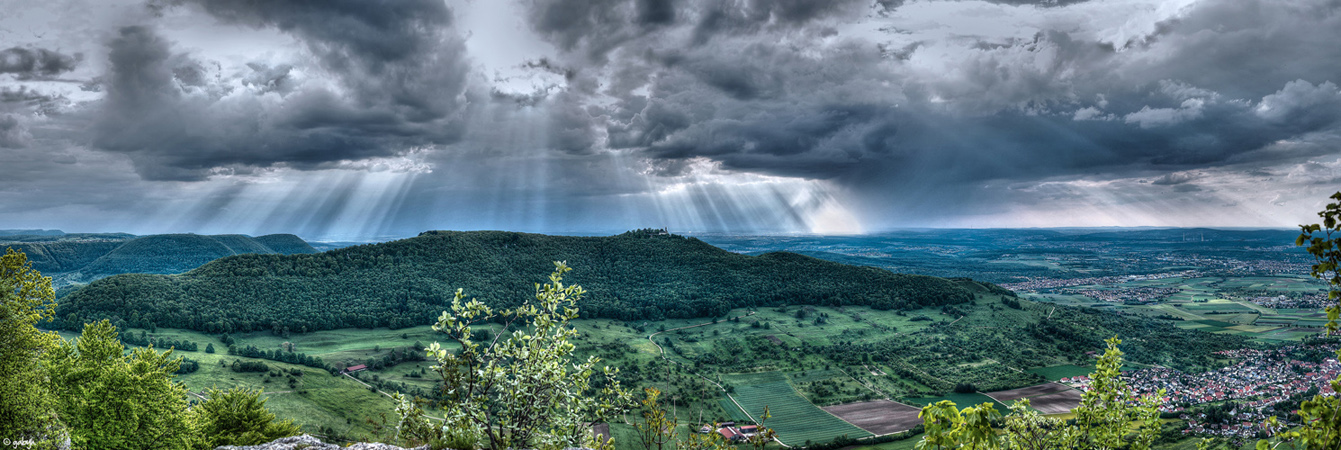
13,228 -> 1335,449
31,228 -> 1285,448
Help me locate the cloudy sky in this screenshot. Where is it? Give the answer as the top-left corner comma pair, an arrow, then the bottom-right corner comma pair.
1,0 -> 1339,240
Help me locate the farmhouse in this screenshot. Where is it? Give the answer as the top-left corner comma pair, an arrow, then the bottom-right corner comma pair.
715,424 -> 760,442
717,427 -> 743,442
342,364 -> 368,373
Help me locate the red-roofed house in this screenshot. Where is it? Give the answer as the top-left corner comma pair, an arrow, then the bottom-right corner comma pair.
718,428 -> 741,442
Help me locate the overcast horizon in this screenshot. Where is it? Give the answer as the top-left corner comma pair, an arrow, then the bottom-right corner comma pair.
3,0 -> 1340,240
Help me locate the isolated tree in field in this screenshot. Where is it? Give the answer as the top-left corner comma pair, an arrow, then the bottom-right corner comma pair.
396,262 -> 632,450
0,248 -> 62,447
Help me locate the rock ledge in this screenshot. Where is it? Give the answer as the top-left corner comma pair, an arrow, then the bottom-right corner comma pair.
216,434 -> 429,450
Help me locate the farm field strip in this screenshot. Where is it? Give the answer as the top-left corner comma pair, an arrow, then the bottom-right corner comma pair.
1027,390 -> 1083,415
1027,365 -> 1094,381
727,375 -> 872,445
905,393 -> 1007,413
820,400 -> 923,436
982,382 -> 1071,402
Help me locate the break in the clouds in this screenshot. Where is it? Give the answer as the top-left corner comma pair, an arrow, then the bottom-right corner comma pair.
1,0 -> 1340,239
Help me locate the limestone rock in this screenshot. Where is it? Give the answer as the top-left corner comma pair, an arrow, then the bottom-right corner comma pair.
215,434 -> 429,450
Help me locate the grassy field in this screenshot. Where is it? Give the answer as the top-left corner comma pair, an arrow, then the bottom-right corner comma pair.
724,371 -> 872,445
1027,364 -> 1095,381
54,326 -> 396,441
834,435 -> 925,450
43,292 -> 1264,449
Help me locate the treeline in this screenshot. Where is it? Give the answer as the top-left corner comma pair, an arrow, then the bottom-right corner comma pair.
227,344 -> 330,372
230,360 -> 271,373
353,344 -> 426,371
57,230 -> 977,333
121,330 -> 200,352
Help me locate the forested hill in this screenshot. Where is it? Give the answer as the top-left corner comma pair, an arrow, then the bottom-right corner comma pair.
56,230 -> 979,333
5,233 -> 316,286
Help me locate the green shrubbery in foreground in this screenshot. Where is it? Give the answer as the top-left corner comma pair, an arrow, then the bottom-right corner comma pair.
0,248 -> 298,450
393,262 -> 632,450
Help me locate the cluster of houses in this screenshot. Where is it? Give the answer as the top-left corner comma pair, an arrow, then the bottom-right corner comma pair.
697,422 -> 761,442
1247,294 -> 1328,309
1059,343 -> 1340,439
1181,413 -> 1268,439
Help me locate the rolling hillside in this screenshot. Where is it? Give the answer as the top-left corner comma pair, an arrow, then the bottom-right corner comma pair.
3,233 -> 317,286
57,229 -> 977,333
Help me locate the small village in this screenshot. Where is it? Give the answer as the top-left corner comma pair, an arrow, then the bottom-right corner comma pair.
1061,342 -> 1341,439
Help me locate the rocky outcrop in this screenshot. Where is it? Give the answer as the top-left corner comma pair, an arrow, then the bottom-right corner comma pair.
215,434 -> 429,450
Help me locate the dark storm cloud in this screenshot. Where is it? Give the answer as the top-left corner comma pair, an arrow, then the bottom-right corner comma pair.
0,114 -> 30,148
974,0 -> 1092,7
170,0 -> 468,120
13,0 -> 1341,234
547,91 -> 602,155
526,0 -> 644,61
874,0 -> 1094,12
513,0 -> 1341,207
0,47 -> 80,80
1127,0 -> 1341,100
524,0 -> 869,62
1,86 -> 62,106
92,0 -> 470,181
637,0 -> 678,25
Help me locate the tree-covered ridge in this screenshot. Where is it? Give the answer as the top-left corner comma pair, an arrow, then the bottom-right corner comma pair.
56,230 -> 978,333
5,233 -> 316,286
78,233 -> 317,277
9,239 -> 127,274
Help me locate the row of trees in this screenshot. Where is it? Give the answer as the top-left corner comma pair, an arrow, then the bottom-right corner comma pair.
226,344 -> 330,372
0,248 -> 300,449
120,330 -> 200,352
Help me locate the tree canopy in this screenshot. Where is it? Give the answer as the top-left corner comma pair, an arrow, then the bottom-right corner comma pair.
58,230 -> 979,333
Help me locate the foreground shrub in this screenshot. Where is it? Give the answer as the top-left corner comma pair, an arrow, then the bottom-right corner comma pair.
189,387 -> 300,449
395,262 -> 631,450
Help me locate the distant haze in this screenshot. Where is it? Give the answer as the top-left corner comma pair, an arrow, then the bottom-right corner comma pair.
1,0 -> 1339,240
